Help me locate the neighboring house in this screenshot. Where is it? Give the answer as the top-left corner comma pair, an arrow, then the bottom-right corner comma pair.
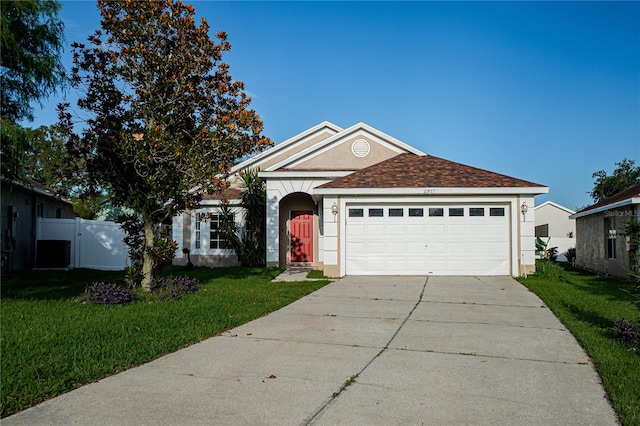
534,201 -> 576,261
570,183 -> 640,280
172,121 -> 549,277
1,177 -> 75,272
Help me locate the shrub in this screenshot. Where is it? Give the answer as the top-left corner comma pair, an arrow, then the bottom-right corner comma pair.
82,281 -> 139,306
534,260 -> 570,282
612,318 -> 640,353
117,214 -> 178,286
566,247 -> 576,263
150,275 -> 199,301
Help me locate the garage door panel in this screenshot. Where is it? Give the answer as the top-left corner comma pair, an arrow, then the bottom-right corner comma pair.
487,260 -> 510,275
489,224 -> 508,234
428,224 -> 446,235
428,260 -> 446,272
387,242 -> 405,253
447,224 -> 467,235
468,225 -> 487,235
428,242 -> 446,253
366,260 -> 386,273
407,224 -> 426,234
447,242 -> 466,254
388,260 -> 406,272
489,242 -> 509,254
367,224 -> 386,236
367,242 -> 385,254
348,224 -> 366,235
345,204 -> 510,276
387,224 -> 406,235
407,242 -> 427,252
467,242 -> 487,253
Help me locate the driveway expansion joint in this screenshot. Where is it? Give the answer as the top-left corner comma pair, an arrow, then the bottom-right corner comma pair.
302,277 -> 429,425
407,317 -> 567,331
389,346 -> 590,365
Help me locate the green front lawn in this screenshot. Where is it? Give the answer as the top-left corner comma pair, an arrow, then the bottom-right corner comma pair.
0,266 -> 330,418
517,263 -> 640,426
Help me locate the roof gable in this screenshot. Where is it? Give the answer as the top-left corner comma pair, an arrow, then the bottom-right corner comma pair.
315,154 -> 546,193
231,121 -> 342,173
535,201 -> 575,215
265,122 -> 425,172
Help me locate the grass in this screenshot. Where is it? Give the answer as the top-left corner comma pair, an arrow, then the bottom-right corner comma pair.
0,266 -> 331,418
517,262 -> 640,426
307,269 -> 329,279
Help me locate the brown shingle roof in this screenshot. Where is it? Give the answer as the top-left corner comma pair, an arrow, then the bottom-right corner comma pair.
202,187 -> 243,201
577,183 -> 640,214
317,154 -> 545,189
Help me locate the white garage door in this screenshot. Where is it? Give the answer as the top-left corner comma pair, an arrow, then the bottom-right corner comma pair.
345,205 -> 510,275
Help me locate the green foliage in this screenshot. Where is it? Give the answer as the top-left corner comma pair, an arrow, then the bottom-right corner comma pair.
240,168 -> 266,239
590,158 -> 640,203
217,168 -> 267,267
0,267 -> 329,417
0,0 -> 65,123
117,214 -> 177,287
518,266 -> 640,425
566,247 -> 576,263
533,259 -> 570,282
58,0 -> 273,288
535,237 -> 558,261
1,0 -> 65,182
72,194 -> 104,220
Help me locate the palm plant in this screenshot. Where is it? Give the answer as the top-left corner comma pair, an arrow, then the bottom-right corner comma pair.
217,168 -> 266,267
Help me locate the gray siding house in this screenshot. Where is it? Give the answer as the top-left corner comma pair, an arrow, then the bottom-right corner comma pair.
571,183 -> 640,279
1,177 -> 75,272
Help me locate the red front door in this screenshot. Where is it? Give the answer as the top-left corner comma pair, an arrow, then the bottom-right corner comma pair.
290,210 -> 313,263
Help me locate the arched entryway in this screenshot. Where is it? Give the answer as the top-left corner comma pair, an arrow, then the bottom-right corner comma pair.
278,192 -> 318,267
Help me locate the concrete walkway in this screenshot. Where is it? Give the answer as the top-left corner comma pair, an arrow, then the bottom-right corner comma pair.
4,276 -> 618,425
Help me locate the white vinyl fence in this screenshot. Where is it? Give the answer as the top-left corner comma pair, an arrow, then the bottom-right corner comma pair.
37,218 -> 130,270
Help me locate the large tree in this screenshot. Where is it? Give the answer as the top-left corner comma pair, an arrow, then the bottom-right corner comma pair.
1,0 -> 65,178
590,158 -> 640,203
59,0 -> 272,289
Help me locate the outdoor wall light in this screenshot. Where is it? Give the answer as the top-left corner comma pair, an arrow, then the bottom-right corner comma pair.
521,202 -> 528,220
331,203 -> 338,221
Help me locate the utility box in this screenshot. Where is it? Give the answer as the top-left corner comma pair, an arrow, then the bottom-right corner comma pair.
35,240 -> 71,268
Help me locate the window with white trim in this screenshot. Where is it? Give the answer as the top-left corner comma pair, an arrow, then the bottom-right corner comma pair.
209,214 -> 233,249
194,211 -> 235,252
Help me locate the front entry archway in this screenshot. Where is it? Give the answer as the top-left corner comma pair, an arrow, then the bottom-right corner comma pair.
279,193 -> 317,266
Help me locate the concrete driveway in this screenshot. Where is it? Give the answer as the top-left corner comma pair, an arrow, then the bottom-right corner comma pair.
5,276 -> 618,425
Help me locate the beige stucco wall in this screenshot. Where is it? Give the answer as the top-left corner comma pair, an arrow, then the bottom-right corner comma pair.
258,131 -> 336,171
292,135 -> 400,170
575,206 -> 636,280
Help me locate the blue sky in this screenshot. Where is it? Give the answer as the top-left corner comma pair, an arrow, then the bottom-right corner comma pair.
29,1 -> 640,211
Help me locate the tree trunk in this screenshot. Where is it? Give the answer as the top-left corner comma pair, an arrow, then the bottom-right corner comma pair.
141,212 -> 155,291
